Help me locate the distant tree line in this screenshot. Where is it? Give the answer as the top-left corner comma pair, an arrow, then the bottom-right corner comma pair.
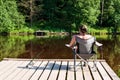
0,0 -> 120,33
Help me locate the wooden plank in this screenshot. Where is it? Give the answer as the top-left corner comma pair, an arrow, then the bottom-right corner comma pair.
30,61 -> 48,80
76,62 -> 84,80
97,62 -> 111,80
3,58 -> 105,62
67,61 -> 75,80
0,59 -> 119,80
101,61 -> 120,80
0,61 -> 17,77
4,61 -> 29,80
20,61 -> 42,80
0,61 -> 10,70
11,61 -> 31,80
39,61 -> 55,80
57,61 -> 67,80
82,62 -> 93,80
88,61 -> 102,80
48,61 -> 61,80
0,61 -> 14,72
0,61 -> 23,80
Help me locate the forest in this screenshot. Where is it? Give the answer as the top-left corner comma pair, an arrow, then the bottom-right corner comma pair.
0,0 -> 120,34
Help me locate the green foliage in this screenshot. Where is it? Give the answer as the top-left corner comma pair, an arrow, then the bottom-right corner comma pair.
113,0 -> 120,27
1,0 -> 120,33
0,0 -> 25,32
99,0 -> 120,33
17,0 -> 101,32
75,0 -> 100,26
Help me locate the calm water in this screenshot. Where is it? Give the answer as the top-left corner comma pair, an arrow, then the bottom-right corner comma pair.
0,35 -> 120,77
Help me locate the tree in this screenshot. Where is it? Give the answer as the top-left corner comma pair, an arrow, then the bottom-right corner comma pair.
99,0 -> 120,33
99,0 -> 115,27
74,0 -> 100,26
41,0 -> 101,32
16,0 -> 101,32
0,0 -> 25,32
112,0 -> 120,33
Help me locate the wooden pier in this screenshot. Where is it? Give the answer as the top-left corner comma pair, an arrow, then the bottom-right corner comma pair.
0,58 -> 119,80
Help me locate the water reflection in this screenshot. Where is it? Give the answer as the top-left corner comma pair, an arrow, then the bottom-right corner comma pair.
0,35 -> 34,60
18,36 -> 73,59
0,35 -> 120,77
101,35 -> 120,77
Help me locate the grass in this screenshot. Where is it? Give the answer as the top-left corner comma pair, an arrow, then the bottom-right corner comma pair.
1,25 -> 117,36
9,27 -> 34,35
89,27 -> 108,33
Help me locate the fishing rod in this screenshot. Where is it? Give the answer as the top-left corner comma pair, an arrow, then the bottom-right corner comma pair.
26,49 -> 44,68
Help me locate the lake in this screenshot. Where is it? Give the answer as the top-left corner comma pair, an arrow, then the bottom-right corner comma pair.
0,34 -> 120,77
